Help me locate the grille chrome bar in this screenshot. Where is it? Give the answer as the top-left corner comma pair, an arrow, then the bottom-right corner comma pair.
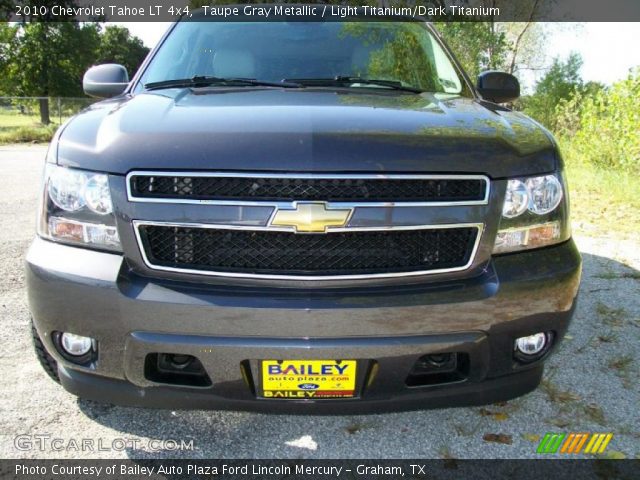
126,171 -> 490,207
132,221 -> 484,281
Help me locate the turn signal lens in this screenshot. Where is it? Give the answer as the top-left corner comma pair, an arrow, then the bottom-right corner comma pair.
48,217 -> 120,249
493,222 -> 561,254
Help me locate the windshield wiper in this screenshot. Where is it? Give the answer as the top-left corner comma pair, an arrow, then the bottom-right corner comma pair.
284,76 -> 423,93
144,76 -> 303,91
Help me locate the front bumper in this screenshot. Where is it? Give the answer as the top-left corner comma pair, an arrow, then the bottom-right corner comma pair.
26,237 -> 581,412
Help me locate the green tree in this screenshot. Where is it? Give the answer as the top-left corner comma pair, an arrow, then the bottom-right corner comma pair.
0,0 -> 13,20
436,0 -> 549,80
436,22 -> 508,80
2,22 -> 100,124
1,5 -> 147,125
95,25 -> 149,78
0,23 -> 18,92
2,0 -> 101,124
522,52 -> 584,130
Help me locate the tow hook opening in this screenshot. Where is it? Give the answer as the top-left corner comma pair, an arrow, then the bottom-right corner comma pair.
406,352 -> 469,387
144,353 -> 212,387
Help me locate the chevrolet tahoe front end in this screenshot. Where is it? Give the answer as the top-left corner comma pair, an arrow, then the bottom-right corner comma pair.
26,14 -> 581,413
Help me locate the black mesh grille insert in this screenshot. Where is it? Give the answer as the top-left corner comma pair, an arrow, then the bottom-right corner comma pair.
138,226 -> 478,276
130,175 -> 486,203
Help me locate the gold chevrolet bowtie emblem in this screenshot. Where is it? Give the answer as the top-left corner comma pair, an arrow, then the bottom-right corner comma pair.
270,202 -> 352,233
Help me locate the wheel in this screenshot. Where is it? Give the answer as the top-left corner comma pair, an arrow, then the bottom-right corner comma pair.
31,321 -> 60,383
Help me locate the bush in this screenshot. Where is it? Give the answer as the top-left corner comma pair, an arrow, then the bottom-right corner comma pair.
556,69 -> 640,174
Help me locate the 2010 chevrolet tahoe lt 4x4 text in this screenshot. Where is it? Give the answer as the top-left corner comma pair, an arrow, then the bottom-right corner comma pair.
26,13 -> 581,413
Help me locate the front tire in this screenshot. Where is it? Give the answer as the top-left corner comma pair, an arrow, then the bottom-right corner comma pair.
31,321 -> 60,383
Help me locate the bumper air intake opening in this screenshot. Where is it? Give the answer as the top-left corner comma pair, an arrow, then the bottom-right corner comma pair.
406,352 -> 470,387
144,353 -> 212,387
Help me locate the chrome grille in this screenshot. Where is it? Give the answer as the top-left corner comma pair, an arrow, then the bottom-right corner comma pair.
135,223 -> 481,279
127,172 -> 489,205
128,172 -> 489,280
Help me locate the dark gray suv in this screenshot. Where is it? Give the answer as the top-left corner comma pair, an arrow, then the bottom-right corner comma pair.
26,14 -> 581,413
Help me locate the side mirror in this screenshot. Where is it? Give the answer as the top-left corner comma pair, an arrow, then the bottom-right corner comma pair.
83,64 -> 129,98
476,71 -> 520,104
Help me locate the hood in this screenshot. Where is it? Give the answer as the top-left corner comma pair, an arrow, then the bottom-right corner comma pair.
57,88 -> 557,177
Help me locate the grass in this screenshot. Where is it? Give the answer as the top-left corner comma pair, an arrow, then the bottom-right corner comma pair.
583,403 -> 606,426
0,111 -> 63,144
595,302 -> 627,327
0,125 -> 59,144
564,161 -> 640,239
607,355 -> 634,389
0,100 -> 88,144
540,379 -> 581,404
607,355 -> 633,372
0,112 -> 37,129
597,331 -> 618,344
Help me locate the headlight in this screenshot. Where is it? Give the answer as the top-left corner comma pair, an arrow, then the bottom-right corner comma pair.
493,172 -> 569,254
502,174 -> 563,218
502,179 -> 529,218
38,165 -> 121,251
526,175 -> 563,215
84,174 -> 113,214
48,167 -> 87,212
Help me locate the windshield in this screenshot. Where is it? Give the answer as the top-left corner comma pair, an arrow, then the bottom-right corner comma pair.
138,21 -> 467,95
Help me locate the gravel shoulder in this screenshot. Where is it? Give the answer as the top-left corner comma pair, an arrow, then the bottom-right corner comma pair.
0,145 -> 638,459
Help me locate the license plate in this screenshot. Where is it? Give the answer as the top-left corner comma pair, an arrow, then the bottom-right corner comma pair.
261,360 -> 357,399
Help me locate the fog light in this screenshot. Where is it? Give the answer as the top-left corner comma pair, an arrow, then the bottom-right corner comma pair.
60,332 -> 93,356
515,332 -> 551,360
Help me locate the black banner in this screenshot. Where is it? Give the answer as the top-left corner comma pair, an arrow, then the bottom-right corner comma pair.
5,0 -> 640,22
1,460 -> 639,480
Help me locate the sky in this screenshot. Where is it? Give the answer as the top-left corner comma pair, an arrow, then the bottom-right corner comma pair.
119,22 -> 640,88
546,23 -> 640,85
